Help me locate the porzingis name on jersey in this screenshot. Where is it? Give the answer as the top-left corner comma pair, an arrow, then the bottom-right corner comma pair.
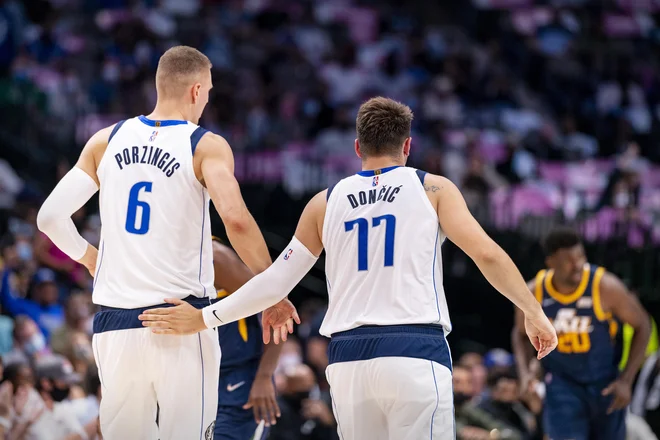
346,185 -> 402,209
114,146 -> 181,177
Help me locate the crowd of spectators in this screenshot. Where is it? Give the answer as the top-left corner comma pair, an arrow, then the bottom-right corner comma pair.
0,0 -> 658,439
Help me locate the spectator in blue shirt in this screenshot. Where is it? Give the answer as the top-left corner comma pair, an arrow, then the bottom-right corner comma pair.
0,267 -> 64,339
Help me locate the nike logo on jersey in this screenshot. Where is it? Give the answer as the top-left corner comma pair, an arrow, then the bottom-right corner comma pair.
227,381 -> 246,392
543,298 -> 555,306
576,297 -> 593,308
212,310 -> 223,323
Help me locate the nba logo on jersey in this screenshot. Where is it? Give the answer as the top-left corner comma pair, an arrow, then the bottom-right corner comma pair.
372,175 -> 379,186
149,130 -> 158,142
283,249 -> 293,260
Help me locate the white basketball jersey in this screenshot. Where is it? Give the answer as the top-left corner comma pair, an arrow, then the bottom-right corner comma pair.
320,166 -> 451,337
93,116 -> 215,308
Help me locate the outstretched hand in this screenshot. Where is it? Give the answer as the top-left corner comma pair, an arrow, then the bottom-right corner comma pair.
262,299 -> 300,344
524,312 -> 558,359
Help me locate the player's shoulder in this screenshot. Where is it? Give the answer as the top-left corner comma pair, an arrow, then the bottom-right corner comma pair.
193,129 -> 231,157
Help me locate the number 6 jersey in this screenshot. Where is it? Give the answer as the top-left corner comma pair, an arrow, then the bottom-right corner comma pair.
319,166 -> 452,337
93,116 -> 215,308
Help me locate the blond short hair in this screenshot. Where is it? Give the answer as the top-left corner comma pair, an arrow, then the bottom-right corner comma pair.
356,97 -> 413,158
155,46 -> 212,99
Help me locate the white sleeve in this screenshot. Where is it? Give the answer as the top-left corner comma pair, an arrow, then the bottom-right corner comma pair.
202,236 -> 318,329
36,167 -> 99,261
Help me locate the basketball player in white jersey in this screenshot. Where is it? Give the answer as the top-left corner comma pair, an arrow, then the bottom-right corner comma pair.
35,46 -> 296,440
139,97 -> 558,439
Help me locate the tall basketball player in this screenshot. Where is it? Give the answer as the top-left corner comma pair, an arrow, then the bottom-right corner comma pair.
140,97 -> 558,439
36,46 -> 296,440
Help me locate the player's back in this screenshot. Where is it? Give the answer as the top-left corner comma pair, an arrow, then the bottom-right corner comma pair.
320,166 -> 450,337
93,116 -> 215,308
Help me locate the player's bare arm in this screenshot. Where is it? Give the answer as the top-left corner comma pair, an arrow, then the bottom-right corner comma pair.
37,125 -> 115,276
212,240 -> 283,426
424,173 -> 558,358
599,271 -> 651,413
511,280 -> 542,386
195,133 -> 271,274
139,190 -> 326,336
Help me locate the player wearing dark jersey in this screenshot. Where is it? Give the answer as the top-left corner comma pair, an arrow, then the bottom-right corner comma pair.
212,238 -> 283,440
512,227 -> 651,440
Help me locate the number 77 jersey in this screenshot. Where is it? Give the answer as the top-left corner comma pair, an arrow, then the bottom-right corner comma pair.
319,166 -> 452,338
93,116 -> 215,309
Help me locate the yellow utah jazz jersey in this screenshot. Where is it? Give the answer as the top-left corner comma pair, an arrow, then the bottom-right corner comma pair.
536,264 -> 620,383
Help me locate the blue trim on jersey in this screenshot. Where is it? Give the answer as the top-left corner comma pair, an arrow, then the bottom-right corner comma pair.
138,115 -> 188,127
93,296 -> 215,333
190,126 -> 209,155
416,169 -> 427,186
356,165 -> 401,176
108,120 -> 126,143
430,361 -> 439,439
93,241 -> 105,290
198,190 -> 207,297
198,333 -> 205,440
432,228 -> 442,323
328,324 -> 452,371
326,183 -> 336,201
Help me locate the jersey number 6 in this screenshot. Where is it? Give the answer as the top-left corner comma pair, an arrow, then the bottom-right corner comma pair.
344,214 -> 396,271
125,181 -> 153,235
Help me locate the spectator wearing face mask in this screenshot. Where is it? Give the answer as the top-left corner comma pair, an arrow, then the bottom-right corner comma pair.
2,316 -> 49,366
0,267 -> 64,339
453,365 -> 522,440
32,355 -> 98,440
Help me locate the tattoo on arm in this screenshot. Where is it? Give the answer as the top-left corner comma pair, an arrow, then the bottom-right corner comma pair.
424,184 -> 440,192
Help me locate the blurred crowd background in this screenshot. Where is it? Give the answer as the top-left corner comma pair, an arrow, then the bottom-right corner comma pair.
0,0 -> 659,439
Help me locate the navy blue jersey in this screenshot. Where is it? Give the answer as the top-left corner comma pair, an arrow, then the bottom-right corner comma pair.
536,264 -> 619,384
216,289 -> 263,372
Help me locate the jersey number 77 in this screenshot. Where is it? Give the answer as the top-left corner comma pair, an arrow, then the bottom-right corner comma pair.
344,214 -> 396,271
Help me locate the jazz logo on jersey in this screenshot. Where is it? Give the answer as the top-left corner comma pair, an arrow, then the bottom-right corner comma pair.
552,308 -> 593,354
372,175 -> 379,186
149,130 -> 158,142
283,248 -> 293,260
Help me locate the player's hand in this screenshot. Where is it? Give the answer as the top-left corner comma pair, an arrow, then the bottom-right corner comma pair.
243,375 -> 280,427
262,299 -> 301,345
77,244 -> 98,277
524,311 -> 558,359
138,298 -> 206,335
602,378 -> 632,414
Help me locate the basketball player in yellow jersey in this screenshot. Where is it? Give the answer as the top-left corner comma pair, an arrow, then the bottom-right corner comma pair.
512,227 -> 651,440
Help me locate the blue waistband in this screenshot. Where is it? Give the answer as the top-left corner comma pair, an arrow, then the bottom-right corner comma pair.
93,296 -> 215,334
328,324 -> 452,371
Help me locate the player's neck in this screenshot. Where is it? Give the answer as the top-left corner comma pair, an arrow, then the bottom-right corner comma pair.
147,102 -> 188,122
361,157 -> 405,171
551,278 -> 579,295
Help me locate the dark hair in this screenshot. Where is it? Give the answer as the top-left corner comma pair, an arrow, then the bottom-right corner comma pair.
356,97 -> 413,158
487,368 -> 518,388
542,226 -> 581,256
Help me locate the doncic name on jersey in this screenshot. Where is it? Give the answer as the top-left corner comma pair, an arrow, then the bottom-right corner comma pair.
346,184 -> 402,209
114,145 -> 181,177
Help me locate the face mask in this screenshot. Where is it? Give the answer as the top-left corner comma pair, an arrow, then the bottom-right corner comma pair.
16,242 -> 32,262
50,385 -> 70,402
453,392 -> 472,407
23,333 -> 46,355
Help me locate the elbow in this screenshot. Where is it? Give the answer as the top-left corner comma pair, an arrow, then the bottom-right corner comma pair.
222,211 -> 249,235
36,206 -> 55,234
474,244 -> 501,266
